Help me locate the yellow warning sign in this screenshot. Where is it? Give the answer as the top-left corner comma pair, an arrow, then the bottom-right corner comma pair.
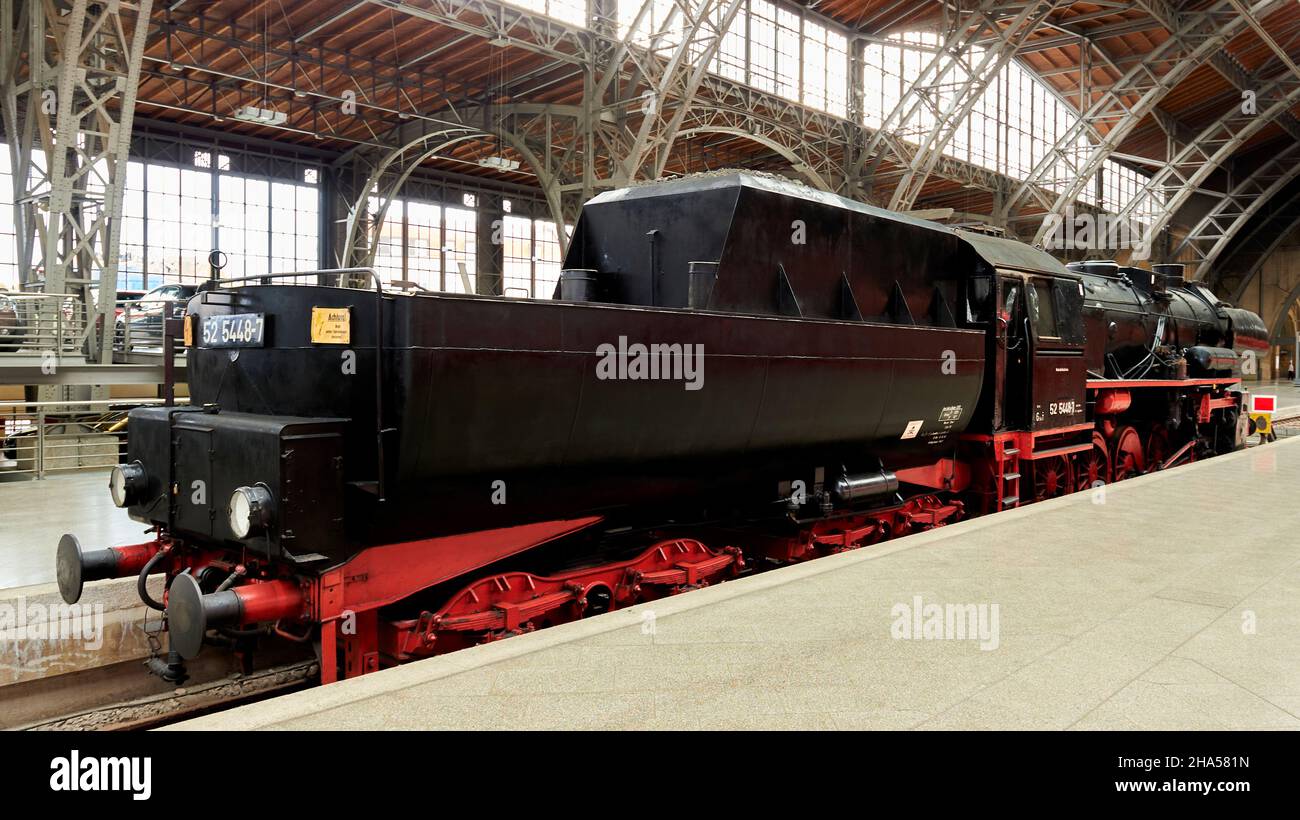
311,306 -> 351,344
182,314 -> 193,347
1251,412 -> 1272,436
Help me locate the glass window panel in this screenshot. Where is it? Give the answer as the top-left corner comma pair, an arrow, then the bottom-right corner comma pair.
406,200 -> 441,289
534,219 -> 563,299
443,205 -> 476,294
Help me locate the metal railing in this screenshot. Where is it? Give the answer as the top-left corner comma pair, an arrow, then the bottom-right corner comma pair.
0,292 -> 88,356
0,398 -> 187,480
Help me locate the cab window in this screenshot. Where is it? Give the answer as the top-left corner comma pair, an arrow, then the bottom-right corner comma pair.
1027,281 -> 1058,338
1051,278 -> 1086,345
1002,283 -> 1019,319
966,276 -> 993,323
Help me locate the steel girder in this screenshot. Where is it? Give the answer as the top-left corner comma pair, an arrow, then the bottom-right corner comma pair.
362,0 -> 589,66
146,0 -> 1077,218
668,83 -> 852,192
1268,269 -> 1300,342
614,0 -> 748,182
1222,185 -> 1300,304
1007,0 -> 1276,239
1,0 -> 155,364
1208,50 -> 1300,142
886,2 -> 1062,211
1174,142 -> 1300,282
1107,62 -> 1300,260
852,1 -> 1062,211
340,126 -> 485,267
279,0 -> 1299,254
372,0 -> 854,199
340,103 -> 594,260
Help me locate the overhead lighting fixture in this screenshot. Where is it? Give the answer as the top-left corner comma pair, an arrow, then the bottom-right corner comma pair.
234,105 -> 287,126
168,61 -> 184,71
488,36 -> 510,47
477,155 -> 520,172
294,90 -> 307,99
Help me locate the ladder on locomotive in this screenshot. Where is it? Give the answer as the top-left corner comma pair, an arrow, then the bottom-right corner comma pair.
994,436 -> 1021,510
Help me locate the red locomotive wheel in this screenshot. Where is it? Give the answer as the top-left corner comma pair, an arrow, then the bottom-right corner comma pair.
1111,425 -> 1145,481
1033,455 -> 1073,501
1075,431 -> 1110,491
1145,425 -> 1170,471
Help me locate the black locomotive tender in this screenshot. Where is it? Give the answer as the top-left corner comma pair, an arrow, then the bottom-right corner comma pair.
59,172 -> 1268,683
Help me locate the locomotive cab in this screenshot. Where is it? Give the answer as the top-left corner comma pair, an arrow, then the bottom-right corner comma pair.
1013,272 -> 1088,431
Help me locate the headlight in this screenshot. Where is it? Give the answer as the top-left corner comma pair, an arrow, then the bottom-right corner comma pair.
228,485 -> 273,539
109,462 -> 146,508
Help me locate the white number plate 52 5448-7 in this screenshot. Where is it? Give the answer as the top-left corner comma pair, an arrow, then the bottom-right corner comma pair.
199,313 -> 265,348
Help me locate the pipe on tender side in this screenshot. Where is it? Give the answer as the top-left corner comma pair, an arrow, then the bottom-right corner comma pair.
832,470 -> 899,503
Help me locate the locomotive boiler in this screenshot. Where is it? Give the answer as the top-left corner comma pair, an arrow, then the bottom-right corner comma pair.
1067,260 -> 1268,380
56,172 -> 1266,684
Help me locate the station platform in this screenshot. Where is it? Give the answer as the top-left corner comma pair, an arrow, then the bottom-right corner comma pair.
0,471 -> 146,590
173,435 -> 1300,731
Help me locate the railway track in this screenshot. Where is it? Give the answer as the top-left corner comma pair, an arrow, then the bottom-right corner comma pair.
4,655 -> 317,731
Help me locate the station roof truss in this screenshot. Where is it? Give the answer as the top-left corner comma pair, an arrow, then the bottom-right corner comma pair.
5,0 -> 1300,294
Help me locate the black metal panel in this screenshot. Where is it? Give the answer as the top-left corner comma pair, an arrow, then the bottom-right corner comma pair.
184,284 -> 984,543
560,172 -> 983,323
125,405 -> 200,525
126,403 -> 346,560
170,412 -> 346,559
173,422 -> 214,537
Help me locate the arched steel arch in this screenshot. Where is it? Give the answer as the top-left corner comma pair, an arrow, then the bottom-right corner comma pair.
853,0 -> 1060,208
344,94 -> 602,254
1108,66 -> 1300,260
341,128 -> 488,266
873,2 -> 1066,211
1001,0 -> 1270,239
672,94 -> 848,192
617,0 -> 749,183
1176,142 -> 1300,282
674,126 -> 834,191
1267,273 -> 1300,342
1227,189 -> 1300,305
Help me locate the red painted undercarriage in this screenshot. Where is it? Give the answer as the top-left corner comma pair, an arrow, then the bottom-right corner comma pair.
86,382 -> 1242,685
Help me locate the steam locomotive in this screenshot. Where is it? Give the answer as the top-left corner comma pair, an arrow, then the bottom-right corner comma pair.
56,172 -> 1269,683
